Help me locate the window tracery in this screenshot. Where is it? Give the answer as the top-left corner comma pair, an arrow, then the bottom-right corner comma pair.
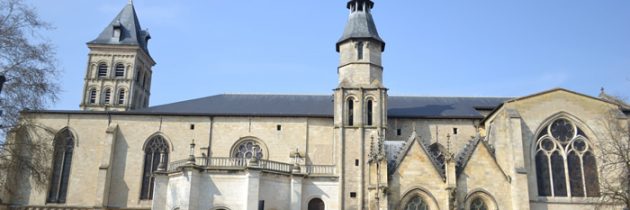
47,129 -> 74,203
405,196 -> 428,210
140,135 -> 169,200
469,197 -> 487,210
232,140 -> 263,159
535,118 -> 600,197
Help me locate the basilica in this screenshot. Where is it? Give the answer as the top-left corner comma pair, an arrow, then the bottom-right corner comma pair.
3,1 -> 629,210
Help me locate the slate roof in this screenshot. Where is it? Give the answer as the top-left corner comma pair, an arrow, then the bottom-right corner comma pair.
88,2 -> 150,53
131,94 -> 510,118
337,0 -> 385,51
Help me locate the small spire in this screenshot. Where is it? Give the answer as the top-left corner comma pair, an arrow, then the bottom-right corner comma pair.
128,0 -> 133,5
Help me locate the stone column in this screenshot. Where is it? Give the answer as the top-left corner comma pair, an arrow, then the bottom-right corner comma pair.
245,170 -> 261,210
290,175 -> 304,210
95,124 -> 118,207
151,171 -> 169,210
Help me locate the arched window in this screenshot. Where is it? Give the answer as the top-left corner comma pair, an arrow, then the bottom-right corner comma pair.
140,135 -> 169,200
469,197 -> 487,210
118,89 -> 126,105
88,89 -> 97,104
357,41 -> 364,60
308,198 -> 325,210
367,99 -> 373,126
347,98 -> 354,126
115,63 -> 125,77
103,88 -> 111,104
47,129 -> 74,203
232,140 -> 263,159
98,63 -> 108,78
404,196 -> 428,210
535,118 -> 600,197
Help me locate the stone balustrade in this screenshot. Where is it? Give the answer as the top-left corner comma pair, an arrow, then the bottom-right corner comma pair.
165,157 -> 336,176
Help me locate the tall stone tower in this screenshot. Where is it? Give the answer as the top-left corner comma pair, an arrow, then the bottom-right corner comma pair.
334,0 -> 388,209
80,1 -> 155,111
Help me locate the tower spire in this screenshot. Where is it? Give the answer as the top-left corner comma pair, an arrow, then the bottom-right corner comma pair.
337,0 -> 385,52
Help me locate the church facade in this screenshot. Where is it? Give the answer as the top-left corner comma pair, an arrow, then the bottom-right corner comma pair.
4,1 -> 629,210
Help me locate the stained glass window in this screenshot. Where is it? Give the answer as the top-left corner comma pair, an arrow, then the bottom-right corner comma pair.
232,140 -> 263,159
47,129 -> 74,203
470,197 -> 487,210
405,196 -> 428,210
535,118 -> 600,197
140,135 -> 169,200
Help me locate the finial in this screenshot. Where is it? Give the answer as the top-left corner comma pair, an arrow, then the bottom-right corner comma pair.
128,0 -> 133,5
600,87 -> 605,94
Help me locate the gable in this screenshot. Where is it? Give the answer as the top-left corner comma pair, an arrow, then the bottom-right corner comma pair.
459,139 -> 509,181
394,134 -> 445,181
482,88 -> 619,125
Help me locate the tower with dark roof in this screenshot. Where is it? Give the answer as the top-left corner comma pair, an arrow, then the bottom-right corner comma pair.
334,0 -> 389,209
80,1 -> 155,111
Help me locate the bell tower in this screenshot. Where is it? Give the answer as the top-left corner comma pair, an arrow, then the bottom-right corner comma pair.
80,1 -> 155,111
334,0 -> 388,209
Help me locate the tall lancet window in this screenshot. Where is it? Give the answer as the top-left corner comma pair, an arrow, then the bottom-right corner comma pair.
535,118 -> 600,197
47,128 -> 74,203
347,98 -> 354,126
367,99 -> 373,126
140,135 -> 169,200
357,41 -> 364,60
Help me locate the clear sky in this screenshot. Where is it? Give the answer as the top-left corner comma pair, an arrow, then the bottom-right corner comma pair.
31,0 -> 630,110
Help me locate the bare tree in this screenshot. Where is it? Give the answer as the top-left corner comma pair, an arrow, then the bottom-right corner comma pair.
0,0 -> 60,132
0,0 -> 60,205
0,119 -> 55,200
597,109 -> 630,209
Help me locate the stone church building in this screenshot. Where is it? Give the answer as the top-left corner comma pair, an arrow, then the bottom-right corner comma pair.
4,1 -> 630,210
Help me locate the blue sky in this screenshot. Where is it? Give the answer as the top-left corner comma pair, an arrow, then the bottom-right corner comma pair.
32,0 -> 630,110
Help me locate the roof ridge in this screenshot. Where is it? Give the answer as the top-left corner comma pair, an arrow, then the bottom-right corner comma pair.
219,92 -> 331,97
389,94 -> 513,99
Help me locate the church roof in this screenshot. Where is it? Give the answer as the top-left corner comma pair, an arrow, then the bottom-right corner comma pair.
88,2 -> 150,53
128,94 -> 510,118
337,0 -> 385,51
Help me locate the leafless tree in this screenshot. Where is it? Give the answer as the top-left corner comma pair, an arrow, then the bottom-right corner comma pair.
0,119 -> 55,200
0,0 -> 60,204
0,0 -> 60,132
597,109 -> 630,209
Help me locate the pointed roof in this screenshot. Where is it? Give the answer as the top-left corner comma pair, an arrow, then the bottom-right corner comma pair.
391,131 -> 446,180
337,0 -> 385,51
88,2 -> 151,53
